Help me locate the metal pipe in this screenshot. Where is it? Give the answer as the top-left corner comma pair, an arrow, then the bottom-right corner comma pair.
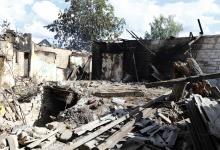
198,19 -> 203,35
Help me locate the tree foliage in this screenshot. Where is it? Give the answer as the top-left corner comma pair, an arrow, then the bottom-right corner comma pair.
0,20 -> 10,34
46,0 -> 125,51
145,15 -> 183,40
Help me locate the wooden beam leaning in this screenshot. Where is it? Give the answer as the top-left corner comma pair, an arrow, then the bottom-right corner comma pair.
145,72 -> 220,88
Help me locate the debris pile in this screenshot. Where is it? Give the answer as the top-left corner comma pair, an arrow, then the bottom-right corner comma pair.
1,59 -> 220,149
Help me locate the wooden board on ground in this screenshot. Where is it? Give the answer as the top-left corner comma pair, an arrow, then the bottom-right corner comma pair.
93,89 -> 144,97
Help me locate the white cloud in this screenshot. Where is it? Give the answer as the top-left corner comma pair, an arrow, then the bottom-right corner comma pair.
32,1 -> 60,23
23,21 -> 55,43
0,0 -> 34,28
110,0 -> 220,39
1,0 -> 220,42
0,0 -> 61,43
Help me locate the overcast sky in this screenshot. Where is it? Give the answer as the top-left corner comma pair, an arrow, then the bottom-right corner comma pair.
1,0 -> 220,42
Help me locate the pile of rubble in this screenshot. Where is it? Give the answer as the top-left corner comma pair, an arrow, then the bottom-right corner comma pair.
1,57 -> 220,149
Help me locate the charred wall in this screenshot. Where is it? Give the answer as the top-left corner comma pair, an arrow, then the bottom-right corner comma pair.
92,40 -> 152,81
152,37 -> 192,79
92,37 -> 192,82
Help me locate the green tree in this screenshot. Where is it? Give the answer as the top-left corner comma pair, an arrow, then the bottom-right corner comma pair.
46,0 -> 125,51
145,15 -> 183,40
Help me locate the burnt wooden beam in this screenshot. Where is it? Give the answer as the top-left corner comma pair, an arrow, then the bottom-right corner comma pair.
93,89 -> 144,97
186,98 -> 216,150
145,72 -> 220,88
126,29 -> 155,55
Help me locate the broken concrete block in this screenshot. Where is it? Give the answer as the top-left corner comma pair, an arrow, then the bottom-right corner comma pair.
6,135 -> 18,150
0,138 -> 7,148
33,127 -> 49,135
112,97 -> 125,105
59,130 -> 73,142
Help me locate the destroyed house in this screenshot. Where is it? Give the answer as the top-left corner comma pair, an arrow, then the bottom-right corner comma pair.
0,30 -> 91,87
3,31 -> 220,149
92,35 -> 220,87
0,30 -> 32,87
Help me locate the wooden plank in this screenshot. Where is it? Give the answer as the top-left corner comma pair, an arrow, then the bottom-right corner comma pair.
145,72 -> 220,88
187,98 -> 216,150
97,119 -> 135,150
40,135 -> 57,149
64,94 -> 168,150
93,90 -> 144,97
64,114 -> 131,150
26,129 -> 59,149
157,113 -> 172,124
74,114 -> 114,135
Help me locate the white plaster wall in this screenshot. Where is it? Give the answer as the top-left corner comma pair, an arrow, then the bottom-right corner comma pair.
0,41 -> 14,60
12,52 -> 25,77
30,50 -> 57,81
70,56 -> 83,67
56,68 -> 66,81
0,41 -> 15,88
30,43 -> 66,82
35,45 -> 72,69
1,60 -> 15,88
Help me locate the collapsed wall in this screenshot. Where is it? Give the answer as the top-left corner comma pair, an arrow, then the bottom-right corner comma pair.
0,30 -> 92,88
0,30 -> 32,88
35,85 -> 79,126
30,44 -> 91,82
92,37 -> 191,82
92,35 -> 220,88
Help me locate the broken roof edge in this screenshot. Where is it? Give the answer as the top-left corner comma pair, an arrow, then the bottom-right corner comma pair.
34,43 -> 91,56
93,34 -> 220,44
35,50 -> 57,56
94,36 -> 190,42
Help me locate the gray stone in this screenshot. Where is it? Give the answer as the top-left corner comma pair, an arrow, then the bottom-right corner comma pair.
59,130 -> 73,142
33,127 -> 48,135
215,44 -> 220,49
203,37 -> 217,44
201,44 -> 214,49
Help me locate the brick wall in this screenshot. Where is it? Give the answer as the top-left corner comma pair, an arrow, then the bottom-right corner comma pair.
194,35 -> 220,87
